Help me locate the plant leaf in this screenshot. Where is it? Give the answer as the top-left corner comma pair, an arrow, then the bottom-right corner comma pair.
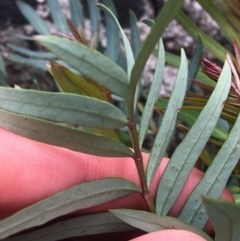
138,38 -> 165,149
110,209 -> 213,241
0,178 -> 140,239
130,11 -> 141,60
16,1 -> 50,34
187,35 -> 203,90
179,110 -> 240,229
0,87 -> 127,129
69,0 -> 85,29
197,0 -> 240,46
47,0 -> 69,34
49,60 -> 108,100
147,49 -> 188,186
130,0 -> 185,89
89,0 -> 100,38
0,109 -> 133,157
102,0 -> 119,63
35,36 -> 132,103
4,212 -> 136,241
176,11 -> 230,62
202,196 -> 240,241
156,60 -> 231,215
97,3 -> 134,79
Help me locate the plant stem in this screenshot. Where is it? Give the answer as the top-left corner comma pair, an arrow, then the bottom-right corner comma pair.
128,120 -> 156,213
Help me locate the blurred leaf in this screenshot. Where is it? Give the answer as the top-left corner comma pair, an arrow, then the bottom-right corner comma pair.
141,18 -> 155,27
187,35 -> 203,90
180,109 -> 240,228
0,178 -> 140,239
49,60 -> 108,100
130,11 -> 141,60
16,1 -> 50,34
0,109 -> 133,157
202,196 -> 240,241
138,39 -> 165,149
47,0 -> 69,34
6,53 -> 48,71
98,3 -> 134,78
102,0 -> 119,63
0,87 -> 127,129
176,10 -> 229,62
89,0 -> 100,38
197,0 -> 240,46
8,44 -> 56,59
147,49 -> 188,187
36,36 -> 132,103
4,212 -> 135,241
0,55 -> 7,86
69,0 -> 85,29
130,0 -> 185,89
110,209 -> 213,241
156,60 -> 231,215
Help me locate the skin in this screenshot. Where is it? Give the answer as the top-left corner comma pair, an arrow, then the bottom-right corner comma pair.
0,127 -> 234,240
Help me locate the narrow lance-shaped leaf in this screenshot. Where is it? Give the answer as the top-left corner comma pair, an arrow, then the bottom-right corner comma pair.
47,0 -> 69,34
110,209 -> 213,241
130,0 -> 185,88
69,0 -> 85,29
89,0 -> 100,38
0,178 -> 140,239
16,1 -> 50,34
202,196 -> 240,241
4,212 -> 136,241
147,49 -> 188,186
176,11 -> 229,62
0,109 -> 133,157
102,0 -> 119,63
156,60 -> 231,215
0,87 -> 128,129
187,35 -> 203,90
138,38 -> 165,149
97,3 -> 134,79
179,106 -> 240,228
35,36 -> 132,103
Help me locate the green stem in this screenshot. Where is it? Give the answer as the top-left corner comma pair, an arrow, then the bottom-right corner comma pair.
128,109 -> 156,213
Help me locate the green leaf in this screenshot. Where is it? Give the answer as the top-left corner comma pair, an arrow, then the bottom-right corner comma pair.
142,18 -> 155,27
47,0 -> 69,34
176,110 -> 229,141
0,178 -> 140,239
187,36 -> 203,90
130,11 -> 141,60
97,3 -> 134,79
0,109 -> 133,157
102,0 -> 119,63
110,209 -> 213,241
89,0 -> 100,38
147,49 -> 188,186
16,1 -> 50,34
156,60 -> 231,215
4,212 -> 136,241
197,0 -> 240,46
35,36 -> 132,103
0,87 -> 127,129
138,38 -> 165,149
0,55 -> 7,86
69,0 -> 85,29
8,44 -> 56,59
176,11 -> 229,62
130,0 -> 185,88
202,196 -> 240,241
179,110 -> 240,229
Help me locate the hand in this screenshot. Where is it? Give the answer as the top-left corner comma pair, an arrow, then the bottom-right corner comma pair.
0,128 -> 233,240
